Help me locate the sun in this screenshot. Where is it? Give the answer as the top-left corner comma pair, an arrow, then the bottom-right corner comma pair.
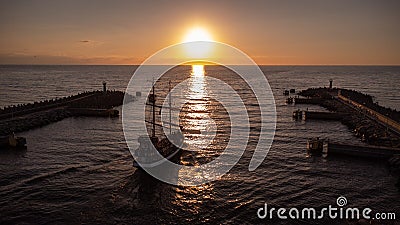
183,27 -> 213,42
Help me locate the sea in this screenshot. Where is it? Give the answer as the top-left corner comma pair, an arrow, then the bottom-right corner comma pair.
0,65 -> 399,224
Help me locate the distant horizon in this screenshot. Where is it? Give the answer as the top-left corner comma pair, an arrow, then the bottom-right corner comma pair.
1,64 -> 399,67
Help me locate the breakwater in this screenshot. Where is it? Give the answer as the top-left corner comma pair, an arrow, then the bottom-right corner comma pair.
325,141 -> 400,159
0,90 -> 132,136
297,88 -> 400,148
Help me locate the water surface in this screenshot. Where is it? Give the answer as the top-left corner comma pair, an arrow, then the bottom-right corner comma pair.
0,65 -> 399,224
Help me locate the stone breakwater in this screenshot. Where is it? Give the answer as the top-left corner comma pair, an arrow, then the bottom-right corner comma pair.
0,91 -> 133,136
298,88 -> 400,148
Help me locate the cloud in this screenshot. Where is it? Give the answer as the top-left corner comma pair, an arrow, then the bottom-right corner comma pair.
77,40 -> 104,47
0,53 -> 142,65
0,53 -> 82,64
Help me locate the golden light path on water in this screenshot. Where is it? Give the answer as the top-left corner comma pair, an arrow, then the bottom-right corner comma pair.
191,65 -> 205,77
176,64 -> 216,202
184,64 -> 215,149
189,65 -> 206,100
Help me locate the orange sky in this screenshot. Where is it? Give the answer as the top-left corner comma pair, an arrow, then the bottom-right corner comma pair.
0,0 -> 399,65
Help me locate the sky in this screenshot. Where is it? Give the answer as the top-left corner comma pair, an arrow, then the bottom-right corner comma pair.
0,0 -> 399,65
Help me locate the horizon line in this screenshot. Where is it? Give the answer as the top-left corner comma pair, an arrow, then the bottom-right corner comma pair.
1,64 -> 399,67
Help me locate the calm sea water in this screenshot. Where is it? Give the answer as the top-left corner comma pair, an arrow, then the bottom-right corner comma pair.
0,65 -> 399,224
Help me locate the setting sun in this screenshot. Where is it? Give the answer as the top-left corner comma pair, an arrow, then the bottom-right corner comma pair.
183,27 -> 213,42
181,27 -> 214,59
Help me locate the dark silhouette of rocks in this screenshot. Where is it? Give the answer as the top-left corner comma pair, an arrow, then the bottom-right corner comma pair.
0,90 -> 133,135
298,88 -> 400,148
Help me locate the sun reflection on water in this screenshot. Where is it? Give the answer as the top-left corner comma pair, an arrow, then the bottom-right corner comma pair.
186,65 -> 208,132
181,65 -> 216,153
191,65 -> 205,77
189,65 -> 206,100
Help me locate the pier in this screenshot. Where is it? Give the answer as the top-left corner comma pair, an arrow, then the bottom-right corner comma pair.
304,111 -> 347,120
0,85 -> 133,136
293,110 -> 347,121
295,87 -> 400,148
337,92 -> 400,136
325,141 -> 400,159
298,85 -> 400,187
287,97 -> 323,105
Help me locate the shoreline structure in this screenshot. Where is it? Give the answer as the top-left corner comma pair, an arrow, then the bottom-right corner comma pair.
294,87 -> 400,148
0,88 -> 132,136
